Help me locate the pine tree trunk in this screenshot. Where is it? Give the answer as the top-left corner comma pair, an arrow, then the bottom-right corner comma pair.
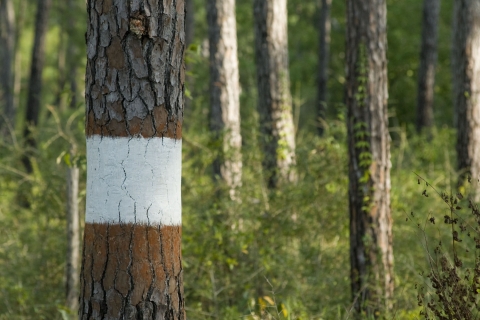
416,0 -> 440,132
184,0 -> 194,129
55,30 -> 67,111
207,0 -> 242,198
253,0 -> 296,188
13,0 -> 25,119
346,0 -> 393,315
80,0 -> 186,319
0,0 -> 15,135
22,0 -> 52,173
317,0 -> 331,136
66,153 -> 80,313
453,0 -> 480,197
66,0 -> 78,109
185,0 -> 194,47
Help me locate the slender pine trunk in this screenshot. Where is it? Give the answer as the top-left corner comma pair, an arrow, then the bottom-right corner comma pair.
22,0 -> 52,173
416,0 -> 440,132
186,0 -> 194,47
253,0 -> 297,188
317,0 -> 332,136
346,0 -> 393,316
453,0 -> 480,198
66,148 -> 80,313
0,0 -> 16,135
66,0 -> 78,109
207,0 -> 242,198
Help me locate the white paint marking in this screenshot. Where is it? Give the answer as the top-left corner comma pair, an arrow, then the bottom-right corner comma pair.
86,136 -> 182,225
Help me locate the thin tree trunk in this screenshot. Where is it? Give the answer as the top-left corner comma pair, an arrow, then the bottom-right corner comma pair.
22,0 -> 52,173
346,0 -> 393,316
317,0 -> 331,136
207,0 -> 242,198
184,0 -> 194,130
453,0 -> 480,197
66,150 -> 80,313
66,0 -> 78,109
416,0 -> 440,132
13,0 -> 25,119
0,0 -> 16,134
55,30 -> 67,111
80,0 -> 186,318
186,0 -> 194,47
254,0 -> 297,188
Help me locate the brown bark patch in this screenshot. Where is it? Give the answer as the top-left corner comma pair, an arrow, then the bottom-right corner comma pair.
86,107 -> 182,139
81,223 -> 184,319
106,37 -> 125,69
102,0 -> 113,13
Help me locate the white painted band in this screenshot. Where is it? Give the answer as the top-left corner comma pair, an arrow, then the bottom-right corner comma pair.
86,135 -> 182,225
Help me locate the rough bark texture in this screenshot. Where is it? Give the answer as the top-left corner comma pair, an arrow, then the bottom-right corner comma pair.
207,0 -> 242,198
81,224 -> 183,319
22,0 -> 52,172
0,0 -> 15,134
81,0 -> 186,319
317,0 -> 331,136
453,0 -> 480,197
254,0 -> 297,188
346,0 -> 393,315
84,0 -> 184,140
66,161 -> 80,312
416,0 -> 440,132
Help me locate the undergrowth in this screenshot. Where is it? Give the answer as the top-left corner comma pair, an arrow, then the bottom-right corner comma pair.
0,105 -> 463,319
407,175 -> 480,320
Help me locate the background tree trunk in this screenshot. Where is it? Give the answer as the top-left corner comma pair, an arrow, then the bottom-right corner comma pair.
186,0 -> 195,48
66,0 -> 78,110
13,0 -> 25,118
0,0 -> 15,135
22,0 -> 52,173
65,149 -> 80,313
207,0 -> 242,198
254,0 -> 297,188
346,0 -> 393,315
416,0 -> 440,132
317,0 -> 331,136
453,0 -> 480,197
80,0 -> 186,318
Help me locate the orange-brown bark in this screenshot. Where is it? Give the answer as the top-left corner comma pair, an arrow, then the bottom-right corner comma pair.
80,224 -> 184,319
86,108 -> 183,139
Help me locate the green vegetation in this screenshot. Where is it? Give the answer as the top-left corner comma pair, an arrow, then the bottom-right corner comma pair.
0,0 -> 467,319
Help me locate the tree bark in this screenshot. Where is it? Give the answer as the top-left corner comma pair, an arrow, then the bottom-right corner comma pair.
346,0 -> 393,316
317,0 -> 332,136
416,0 -> 440,132
253,0 -> 297,188
453,0 -> 480,198
207,0 -> 242,198
22,0 -> 52,173
66,152 -> 80,313
80,0 -> 186,319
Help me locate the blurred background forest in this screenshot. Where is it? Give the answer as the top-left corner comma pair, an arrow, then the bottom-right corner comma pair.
0,0 -> 468,319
